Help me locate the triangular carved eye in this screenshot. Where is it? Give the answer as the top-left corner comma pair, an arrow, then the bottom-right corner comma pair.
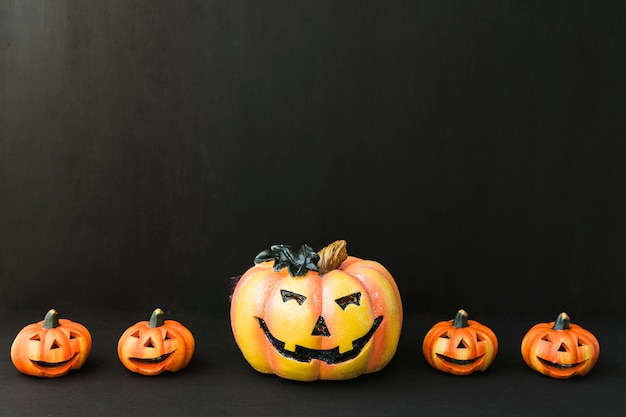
476,334 -> 484,342
280,290 -> 307,305
164,332 -> 172,340
558,343 -> 568,352
577,338 -> 586,347
30,334 -> 41,341
335,292 -> 361,310
131,330 -> 141,338
69,332 -> 80,340
439,332 -> 450,339
541,334 -> 551,342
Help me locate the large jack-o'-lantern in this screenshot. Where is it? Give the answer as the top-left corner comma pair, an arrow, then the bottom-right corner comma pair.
117,308 -> 195,376
521,312 -> 599,379
10,309 -> 92,378
230,240 -> 403,381
422,309 -> 498,375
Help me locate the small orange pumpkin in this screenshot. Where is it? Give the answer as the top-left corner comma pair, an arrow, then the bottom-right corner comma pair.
422,309 -> 498,375
10,309 -> 92,378
117,308 -> 195,376
521,312 -> 599,379
230,240 -> 403,381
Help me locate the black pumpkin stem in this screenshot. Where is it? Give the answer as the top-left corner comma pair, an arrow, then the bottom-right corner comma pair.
149,308 -> 166,328
42,309 -> 60,329
552,312 -> 571,330
452,309 -> 470,328
254,244 -> 320,277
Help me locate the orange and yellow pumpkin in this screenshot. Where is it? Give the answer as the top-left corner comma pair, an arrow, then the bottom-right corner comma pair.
422,309 -> 498,375
521,312 -> 599,379
230,240 -> 403,381
117,308 -> 195,376
10,309 -> 92,378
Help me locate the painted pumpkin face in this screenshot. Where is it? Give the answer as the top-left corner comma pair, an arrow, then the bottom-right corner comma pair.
117,308 -> 195,376
10,309 -> 92,378
422,310 -> 498,375
521,312 -> 599,379
230,240 -> 403,381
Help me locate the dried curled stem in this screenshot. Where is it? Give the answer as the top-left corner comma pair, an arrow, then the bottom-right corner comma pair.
317,240 -> 349,275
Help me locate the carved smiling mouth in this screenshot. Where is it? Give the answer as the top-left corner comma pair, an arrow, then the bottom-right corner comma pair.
538,357 -> 588,370
436,353 -> 484,366
256,316 -> 383,364
31,353 -> 78,368
130,351 -> 175,364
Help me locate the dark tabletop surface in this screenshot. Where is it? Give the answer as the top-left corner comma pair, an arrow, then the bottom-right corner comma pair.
1,309 -> 624,417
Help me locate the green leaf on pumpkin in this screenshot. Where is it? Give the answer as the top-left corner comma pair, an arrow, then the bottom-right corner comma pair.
254,244 -> 320,277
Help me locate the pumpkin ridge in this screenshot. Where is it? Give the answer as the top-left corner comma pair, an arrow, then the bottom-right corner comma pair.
342,261 -> 399,295
263,276 -> 289,372
335,264 -> 399,373
320,268 -> 378,351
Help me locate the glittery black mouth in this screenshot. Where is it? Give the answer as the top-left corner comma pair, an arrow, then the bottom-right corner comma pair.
31,353 -> 78,368
255,316 -> 383,364
538,357 -> 587,370
436,353 -> 484,366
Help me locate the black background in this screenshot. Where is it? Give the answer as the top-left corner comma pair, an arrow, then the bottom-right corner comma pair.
1,1 -> 625,416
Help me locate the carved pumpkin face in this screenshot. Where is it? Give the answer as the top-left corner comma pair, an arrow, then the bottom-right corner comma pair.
521,312 -> 599,379
230,240 -> 403,381
117,309 -> 195,376
10,309 -> 92,378
422,310 -> 498,375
